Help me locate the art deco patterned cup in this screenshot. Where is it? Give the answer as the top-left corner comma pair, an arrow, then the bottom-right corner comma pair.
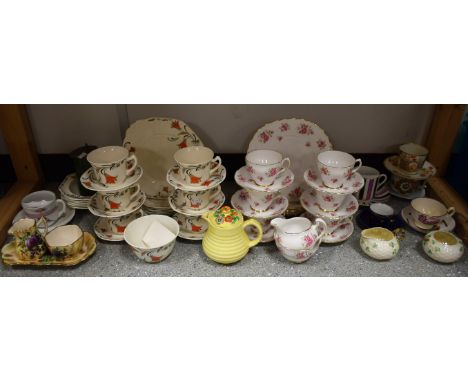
174,146 -> 222,185
246,189 -> 282,211
410,197 -> 455,230
87,146 -> 138,186
174,214 -> 208,234
108,209 -> 144,235
245,150 -> 291,187
97,184 -> 141,212
317,150 -> 362,189
171,186 -> 222,211
399,143 -> 428,173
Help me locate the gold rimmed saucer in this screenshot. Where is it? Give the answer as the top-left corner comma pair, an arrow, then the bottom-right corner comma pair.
2,232 -> 96,266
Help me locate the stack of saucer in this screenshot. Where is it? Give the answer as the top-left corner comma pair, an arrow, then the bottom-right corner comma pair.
166,147 -> 226,240
384,143 -> 436,199
232,150 -> 294,243
301,150 -> 364,244
59,173 -> 93,209
80,146 -> 146,242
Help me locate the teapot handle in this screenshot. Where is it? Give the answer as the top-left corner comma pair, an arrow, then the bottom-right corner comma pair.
243,219 -> 263,248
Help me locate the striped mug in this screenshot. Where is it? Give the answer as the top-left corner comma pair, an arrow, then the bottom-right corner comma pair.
354,166 -> 387,206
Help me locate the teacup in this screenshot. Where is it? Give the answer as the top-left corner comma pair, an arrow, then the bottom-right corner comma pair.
124,215 -> 179,263
174,147 -> 222,185
410,197 -> 455,230
174,213 -> 208,233
399,143 -> 428,173
8,218 -> 48,258
319,215 -> 350,236
360,227 -> 403,260
314,188 -> 347,212
355,166 -> 388,205
245,150 -> 290,187
107,209 -> 145,235
246,189 -> 281,211
45,225 -> 84,257
96,183 -> 141,212
171,186 -> 222,211
87,146 -> 138,186
317,150 -> 362,189
22,190 -> 66,221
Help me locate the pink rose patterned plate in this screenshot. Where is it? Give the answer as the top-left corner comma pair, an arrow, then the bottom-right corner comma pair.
234,166 -> 294,193
247,118 -> 332,205
300,190 -> 359,219
303,168 -> 364,195
231,189 -> 288,219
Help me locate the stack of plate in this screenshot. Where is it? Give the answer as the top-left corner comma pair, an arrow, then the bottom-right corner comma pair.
59,173 -> 93,209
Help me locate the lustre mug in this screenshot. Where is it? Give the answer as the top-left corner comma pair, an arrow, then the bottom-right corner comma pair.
354,166 -> 387,205
8,217 -> 48,259
22,190 -> 66,221
317,150 -> 362,189
410,197 -> 455,230
245,149 -> 291,187
246,189 -> 281,211
174,146 -> 222,185
97,183 -> 141,212
171,186 -> 222,211
399,143 -> 428,173
87,146 -> 138,186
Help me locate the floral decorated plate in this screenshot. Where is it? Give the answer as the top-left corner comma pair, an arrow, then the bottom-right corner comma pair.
247,118 -> 332,205
13,205 -> 75,233
304,168 -> 364,195
167,165 -> 226,191
2,232 -> 96,266
169,192 -> 225,217
81,166 -> 143,192
231,189 -> 289,219
384,156 -> 436,180
234,166 -> 294,193
88,192 -> 146,218
401,206 -> 455,233
123,117 -> 204,200
300,190 -> 359,219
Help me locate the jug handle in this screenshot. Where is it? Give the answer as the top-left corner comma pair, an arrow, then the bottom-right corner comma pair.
243,219 -> 263,248
37,216 -> 49,236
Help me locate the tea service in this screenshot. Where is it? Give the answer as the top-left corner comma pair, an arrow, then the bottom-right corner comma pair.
94,209 -> 145,242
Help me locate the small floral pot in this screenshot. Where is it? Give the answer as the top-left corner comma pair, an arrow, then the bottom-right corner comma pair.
45,225 -> 84,257
422,231 -> 464,264
360,227 -> 403,260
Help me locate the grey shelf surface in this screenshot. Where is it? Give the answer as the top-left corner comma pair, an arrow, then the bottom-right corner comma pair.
1,182 -> 467,277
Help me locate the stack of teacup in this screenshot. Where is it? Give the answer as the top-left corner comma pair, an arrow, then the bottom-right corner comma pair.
231,149 -> 294,243
166,146 -> 227,240
80,146 -> 146,242
301,150 -> 364,243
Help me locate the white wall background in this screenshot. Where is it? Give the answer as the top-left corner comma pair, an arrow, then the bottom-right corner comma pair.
0,105 -> 434,154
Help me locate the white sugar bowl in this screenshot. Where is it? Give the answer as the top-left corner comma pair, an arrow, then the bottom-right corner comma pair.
422,231 -> 464,264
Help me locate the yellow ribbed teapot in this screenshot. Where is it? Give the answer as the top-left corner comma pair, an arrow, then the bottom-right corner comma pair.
201,206 -> 262,264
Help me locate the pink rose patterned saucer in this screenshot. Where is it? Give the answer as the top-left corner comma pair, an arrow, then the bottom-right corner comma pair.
300,190 -> 358,219
231,189 -> 288,219
303,168 -> 364,195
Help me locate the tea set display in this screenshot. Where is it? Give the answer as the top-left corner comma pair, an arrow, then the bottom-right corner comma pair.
1,117 -> 465,267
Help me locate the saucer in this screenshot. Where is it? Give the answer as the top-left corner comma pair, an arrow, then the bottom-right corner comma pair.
231,189 -> 289,219
12,204 -> 75,233
88,192 -> 146,218
169,192 -> 225,216
2,232 -> 96,266
94,210 -> 145,242
401,206 -> 455,233
300,190 -> 358,219
178,228 -> 205,241
59,173 -> 93,209
303,168 -> 364,195
355,207 -> 405,231
80,166 -> 143,192
389,183 -> 426,200
384,156 -> 436,180
234,166 -> 294,192
322,219 -> 354,244
166,165 -> 226,191
245,223 -> 275,243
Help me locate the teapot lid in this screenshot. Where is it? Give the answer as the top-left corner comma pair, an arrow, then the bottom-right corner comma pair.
208,205 -> 244,229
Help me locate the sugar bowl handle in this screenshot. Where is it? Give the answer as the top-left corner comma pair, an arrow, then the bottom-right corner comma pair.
243,219 -> 263,248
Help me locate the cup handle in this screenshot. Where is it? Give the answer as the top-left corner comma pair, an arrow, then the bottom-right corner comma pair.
376,173 -> 388,190
55,199 -> 67,219
126,153 -> 138,176
243,219 -> 263,248
281,157 -> 291,170
210,186 -> 222,200
37,216 -> 49,236
313,218 -> 327,240
352,158 -> 362,174
209,156 -> 222,174
446,207 -> 456,217
129,184 -> 141,201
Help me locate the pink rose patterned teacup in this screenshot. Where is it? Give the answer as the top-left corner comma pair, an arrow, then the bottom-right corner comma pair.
314,188 -> 347,212
246,189 -> 282,212
246,150 -> 290,187
317,150 -> 362,189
